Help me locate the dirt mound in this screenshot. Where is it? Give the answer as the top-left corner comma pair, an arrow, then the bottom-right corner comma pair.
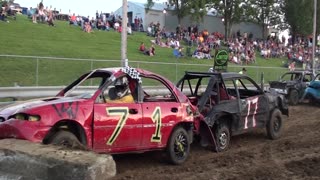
111,105 -> 320,180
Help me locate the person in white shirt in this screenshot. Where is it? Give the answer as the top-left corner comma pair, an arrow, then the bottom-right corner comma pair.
114,22 -> 119,30
174,40 -> 180,48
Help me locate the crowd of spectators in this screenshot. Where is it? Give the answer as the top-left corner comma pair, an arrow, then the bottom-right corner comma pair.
146,23 -> 224,60
1,1 -> 16,22
67,11 -> 137,34
21,2 -> 318,70
27,2 -> 56,26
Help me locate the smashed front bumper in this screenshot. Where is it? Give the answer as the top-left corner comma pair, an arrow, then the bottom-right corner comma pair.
0,119 -> 50,143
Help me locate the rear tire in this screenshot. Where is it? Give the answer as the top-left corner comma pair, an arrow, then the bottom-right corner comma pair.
266,109 -> 283,140
289,89 -> 299,105
166,127 -> 190,165
48,130 -> 85,150
215,123 -> 230,152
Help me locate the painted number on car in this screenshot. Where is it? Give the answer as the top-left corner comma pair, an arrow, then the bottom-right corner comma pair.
106,107 -> 129,145
151,107 -> 162,142
244,97 -> 259,129
106,106 -> 162,145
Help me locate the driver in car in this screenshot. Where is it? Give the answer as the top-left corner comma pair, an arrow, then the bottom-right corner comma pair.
106,76 -> 134,103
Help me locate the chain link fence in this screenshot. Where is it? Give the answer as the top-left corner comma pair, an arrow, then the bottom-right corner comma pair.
0,55 -> 290,87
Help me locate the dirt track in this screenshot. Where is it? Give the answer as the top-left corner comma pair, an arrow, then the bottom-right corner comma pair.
111,104 -> 320,180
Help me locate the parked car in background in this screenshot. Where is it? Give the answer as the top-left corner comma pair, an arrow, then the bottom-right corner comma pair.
269,71 -> 314,105
8,2 -> 22,13
300,73 -> 320,105
0,67 -> 195,165
177,71 -> 288,152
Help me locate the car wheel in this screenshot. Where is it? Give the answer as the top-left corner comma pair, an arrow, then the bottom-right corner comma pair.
289,89 -> 299,105
309,96 -> 317,105
48,130 -> 84,150
215,123 -> 230,152
166,127 -> 190,165
266,109 -> 283,140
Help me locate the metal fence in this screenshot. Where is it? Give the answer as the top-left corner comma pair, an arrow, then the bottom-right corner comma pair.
0,54 -> 290,87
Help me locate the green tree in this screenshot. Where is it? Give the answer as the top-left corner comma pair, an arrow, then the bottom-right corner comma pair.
282,0 -> 313,44
167,0 -> 192,24
207,0 -> 246,41
145,0 -> 155,13
245,0 -> 283,39
189,0 -> 209,23
146,0 -> 211,24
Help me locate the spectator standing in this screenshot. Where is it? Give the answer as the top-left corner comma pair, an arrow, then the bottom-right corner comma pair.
289,62 -> 296,71
37,2 -> 46,23
239,67 -> 247,75
95,10 -> 99,19
237,68 -> 247,86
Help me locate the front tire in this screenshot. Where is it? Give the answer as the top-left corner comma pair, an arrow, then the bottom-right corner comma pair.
289,89 -> 299,105
266,109 -> 283,140
48,130 -> 85,150
215,123 -> 230,152
166,127 -> 190,165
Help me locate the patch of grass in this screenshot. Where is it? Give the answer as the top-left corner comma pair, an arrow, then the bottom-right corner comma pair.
0,14 -> 289,86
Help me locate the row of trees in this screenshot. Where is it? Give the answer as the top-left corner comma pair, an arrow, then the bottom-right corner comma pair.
146,0 -> 318,43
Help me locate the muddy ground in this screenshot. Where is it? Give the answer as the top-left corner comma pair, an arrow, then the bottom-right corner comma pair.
111,104 -> 320,180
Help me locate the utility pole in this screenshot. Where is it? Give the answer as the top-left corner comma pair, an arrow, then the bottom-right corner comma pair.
312,0 -> 317,74
121,0 -> 128,67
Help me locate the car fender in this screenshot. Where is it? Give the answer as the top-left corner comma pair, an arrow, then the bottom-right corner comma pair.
43,119 -> 89,147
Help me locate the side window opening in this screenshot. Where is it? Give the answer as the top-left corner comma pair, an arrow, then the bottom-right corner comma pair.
99,75 -> 137,104
303,75 -> 312,82
236,78 -> 262,99
140,77 -> 177,102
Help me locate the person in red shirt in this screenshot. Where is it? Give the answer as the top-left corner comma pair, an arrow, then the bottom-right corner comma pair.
139,42 -> 145,52
69,13 -> 76,25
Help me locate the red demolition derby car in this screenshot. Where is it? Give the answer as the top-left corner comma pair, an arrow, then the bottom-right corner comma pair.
0,67 -> 196,164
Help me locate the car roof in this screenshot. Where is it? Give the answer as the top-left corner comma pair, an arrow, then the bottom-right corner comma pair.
183,71 -> 247,79
284,70 -> 313,75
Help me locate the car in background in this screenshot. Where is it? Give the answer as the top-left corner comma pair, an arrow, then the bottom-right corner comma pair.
269,71 -> 314,105
0,67 -> 195,165
9,2 -> 22,13
177,71 -> 288,152
301,73 -> 320,105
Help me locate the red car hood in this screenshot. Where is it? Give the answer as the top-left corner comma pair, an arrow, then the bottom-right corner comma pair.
0,96 -> 87,118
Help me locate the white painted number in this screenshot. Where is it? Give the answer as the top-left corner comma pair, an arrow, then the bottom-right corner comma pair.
244,97 -> 259,129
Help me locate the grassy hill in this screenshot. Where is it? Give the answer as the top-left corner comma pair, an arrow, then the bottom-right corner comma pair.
0,15 -> 289,87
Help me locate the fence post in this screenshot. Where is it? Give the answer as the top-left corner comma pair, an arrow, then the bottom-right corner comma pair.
175,60 -> 178,82
90,60 -> 94,86
36,58 -> 39,86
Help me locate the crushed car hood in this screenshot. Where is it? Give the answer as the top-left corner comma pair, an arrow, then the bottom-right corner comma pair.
0,96 -> 86,117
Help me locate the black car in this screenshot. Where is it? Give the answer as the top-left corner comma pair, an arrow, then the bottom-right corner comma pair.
269,71 -> 314,105
177,71 -> 288,152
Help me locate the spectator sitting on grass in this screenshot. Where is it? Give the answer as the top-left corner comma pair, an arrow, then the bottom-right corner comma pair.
139,42 -> 145,52
0,2 -> 9,22
202,45 -> 211,59
173,47 -> 184,58
105,21 -> 110,31
145,44 -> 155,56
69,13 -> 76,25
47,10 -> 54,26
127,25 -> 132,35
84,17 -> 92,33
114,21 -> 120,31
97,18 -> 105,30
